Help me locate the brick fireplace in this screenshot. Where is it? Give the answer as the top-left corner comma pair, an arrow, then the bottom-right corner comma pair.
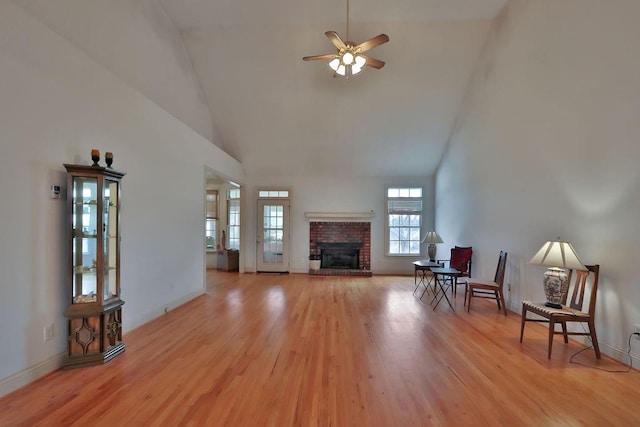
308,219 -> 372,277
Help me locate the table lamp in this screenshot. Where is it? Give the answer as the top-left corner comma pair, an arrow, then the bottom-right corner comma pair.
422,231 -> 443,262
529,239 -> 586,308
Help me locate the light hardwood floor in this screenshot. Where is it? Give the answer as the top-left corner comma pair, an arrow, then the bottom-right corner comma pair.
1,271 -> 639,426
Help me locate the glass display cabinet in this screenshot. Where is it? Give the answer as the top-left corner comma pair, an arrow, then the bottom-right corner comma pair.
63,163 -> 126,369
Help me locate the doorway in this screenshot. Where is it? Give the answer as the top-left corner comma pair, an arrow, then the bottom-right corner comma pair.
256,194 -> 290,273
204,168 -> 241,272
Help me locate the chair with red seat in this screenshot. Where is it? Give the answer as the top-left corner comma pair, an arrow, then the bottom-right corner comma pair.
438,246 -> 472,297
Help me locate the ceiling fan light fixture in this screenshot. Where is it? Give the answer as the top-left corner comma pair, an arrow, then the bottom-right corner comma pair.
355,55 -> 366,67
336,64 -> 346,76
329,58 -> 340,71
343,52 -> 354,65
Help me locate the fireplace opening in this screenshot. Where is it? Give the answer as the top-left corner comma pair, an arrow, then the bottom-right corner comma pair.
318,242 -> 361,269
322,248 -> 360,269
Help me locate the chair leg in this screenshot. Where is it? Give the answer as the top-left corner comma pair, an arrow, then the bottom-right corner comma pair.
463,281 -> 469,306
467,286 -> 473,312
561,323 -> 569,343
519,305 -> 527,342
498,290 -> 507,316
548,318 -> 556,359
588,319 -> 602,359
491,290 -> 501,312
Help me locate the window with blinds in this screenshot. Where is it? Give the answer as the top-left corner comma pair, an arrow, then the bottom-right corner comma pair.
387,187 -> 423,255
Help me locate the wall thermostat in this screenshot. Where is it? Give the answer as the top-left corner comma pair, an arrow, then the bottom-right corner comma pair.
50,185 -> 61,199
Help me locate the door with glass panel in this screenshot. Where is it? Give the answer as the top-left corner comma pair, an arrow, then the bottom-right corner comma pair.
257,198 -> 290,272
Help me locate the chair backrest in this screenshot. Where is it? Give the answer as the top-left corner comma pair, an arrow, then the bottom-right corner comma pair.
493,251 -> 508,288
559,269 -> 574,305
450,246 -> 473,274
567,264 -> 599,315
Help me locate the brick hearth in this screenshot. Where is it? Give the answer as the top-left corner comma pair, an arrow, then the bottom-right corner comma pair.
309,221 -> 372,277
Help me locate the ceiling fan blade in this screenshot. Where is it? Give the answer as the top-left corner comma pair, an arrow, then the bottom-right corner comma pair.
303,53 -> 339,61
362,55 -> 385,69
356,34 -> 389,53
325,31 -> 346,49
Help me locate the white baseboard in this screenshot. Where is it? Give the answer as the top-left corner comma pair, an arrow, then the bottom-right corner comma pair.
0,352 -> 65,398
125,289 -> 205,332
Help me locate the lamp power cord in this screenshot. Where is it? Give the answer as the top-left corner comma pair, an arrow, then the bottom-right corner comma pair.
569,331 -> 640,373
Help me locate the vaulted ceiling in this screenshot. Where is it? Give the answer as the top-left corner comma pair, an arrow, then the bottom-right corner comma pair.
17,0 -> 509,177
160,0 -> 508,178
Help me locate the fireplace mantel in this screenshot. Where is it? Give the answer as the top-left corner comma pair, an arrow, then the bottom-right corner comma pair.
304,211 -> 375,222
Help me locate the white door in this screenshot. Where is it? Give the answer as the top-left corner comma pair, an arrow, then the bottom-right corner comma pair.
257,199 -> 290,272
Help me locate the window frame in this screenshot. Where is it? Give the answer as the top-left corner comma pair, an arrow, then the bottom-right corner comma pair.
226,188 -> 241,250
205,189 -> 219,252
385,186 -> 424,257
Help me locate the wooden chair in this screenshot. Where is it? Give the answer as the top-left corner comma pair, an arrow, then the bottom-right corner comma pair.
464,251 -> 508,315
438,246 -> 472,297
520,265 -> 600,359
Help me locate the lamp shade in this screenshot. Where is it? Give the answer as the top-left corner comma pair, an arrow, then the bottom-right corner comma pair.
421,231 -> 443,244
529,240 -> 586,270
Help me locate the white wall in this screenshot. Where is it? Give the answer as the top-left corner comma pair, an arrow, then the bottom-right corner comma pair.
436,0 -> 640,363
0,2 -> 243,396
14,0 -> 216,144
243,175 -> 434,274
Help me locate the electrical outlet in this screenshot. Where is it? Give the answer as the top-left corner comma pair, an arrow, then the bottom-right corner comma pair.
634,323 -> 640,339
43,324 -> 54,342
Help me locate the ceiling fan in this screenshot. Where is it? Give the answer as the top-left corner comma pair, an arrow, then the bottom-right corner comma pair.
302,0 -> 389,78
